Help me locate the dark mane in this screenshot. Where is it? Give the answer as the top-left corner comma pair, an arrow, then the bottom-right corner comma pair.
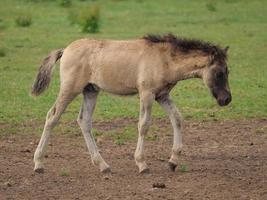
143,33 -> 227,63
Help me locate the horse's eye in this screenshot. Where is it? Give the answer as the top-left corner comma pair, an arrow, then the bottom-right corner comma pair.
216,72 -> 224,81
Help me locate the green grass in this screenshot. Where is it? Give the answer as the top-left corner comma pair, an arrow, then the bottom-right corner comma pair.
0,0 -> 267,133
15,12 -> 32,27
0,48 -> 6,57
180,164 -> 188,172
59,167 -> 70,177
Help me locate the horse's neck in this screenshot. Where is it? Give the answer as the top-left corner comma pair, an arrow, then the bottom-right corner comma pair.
170,54 -> 209,81
180,67 -> 203,80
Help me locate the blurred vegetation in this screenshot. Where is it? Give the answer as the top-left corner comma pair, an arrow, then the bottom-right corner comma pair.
15,12 -> 32,27
58,0 -> 72,7
69,4 -> 100,33
59,167 -> 70,177
0,48 -> 6,57
206,2 -> 217,12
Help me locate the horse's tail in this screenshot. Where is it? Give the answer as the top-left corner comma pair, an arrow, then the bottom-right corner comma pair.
31,48 -> 64,96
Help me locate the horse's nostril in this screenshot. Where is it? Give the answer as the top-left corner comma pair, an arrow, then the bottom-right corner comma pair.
224,96 -> 232,105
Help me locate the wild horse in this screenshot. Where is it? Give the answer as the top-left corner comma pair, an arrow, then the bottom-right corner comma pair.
32,34 -> 231,174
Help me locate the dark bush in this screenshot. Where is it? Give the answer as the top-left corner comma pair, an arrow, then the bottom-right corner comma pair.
206,2 -> 217,12
80,5 -> 100,33
0,18 -> 6,30
15,13 -> 32,27
0,48 -> 6,57
59,0 -> 72,7
69,5 -> 100,33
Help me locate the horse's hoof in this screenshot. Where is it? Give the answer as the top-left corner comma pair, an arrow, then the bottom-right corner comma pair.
34,167 -> 44,174
101,166 -> 111,174
139,167 -> 150,174
168,162 -> 177,172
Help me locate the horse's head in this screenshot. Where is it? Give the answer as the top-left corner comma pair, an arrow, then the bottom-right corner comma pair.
202,46 -> 232,106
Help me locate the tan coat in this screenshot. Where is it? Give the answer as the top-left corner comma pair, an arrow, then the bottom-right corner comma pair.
32,34 -> 231,174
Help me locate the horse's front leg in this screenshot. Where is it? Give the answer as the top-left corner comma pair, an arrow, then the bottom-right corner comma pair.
135,91 -> 154,173
156,94 -> 183,171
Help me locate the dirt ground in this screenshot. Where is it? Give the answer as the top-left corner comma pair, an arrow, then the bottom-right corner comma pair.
0,118 -> 267,200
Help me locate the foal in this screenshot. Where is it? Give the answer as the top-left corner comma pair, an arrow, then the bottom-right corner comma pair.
32,34 -> 231,174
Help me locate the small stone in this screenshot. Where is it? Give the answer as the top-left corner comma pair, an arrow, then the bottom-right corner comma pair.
4,180 -> 14,187
96,137 -> 104,144
21,148 -> 31,153
6,182 -> 12,187
184,189 -> 190,195
152,183 -> 166,189
105,196 -> 112,200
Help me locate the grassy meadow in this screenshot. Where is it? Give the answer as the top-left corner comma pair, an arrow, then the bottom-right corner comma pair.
0,0 -> 267,134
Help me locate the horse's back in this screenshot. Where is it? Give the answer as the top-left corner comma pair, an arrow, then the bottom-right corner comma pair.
60,38 -> 148,95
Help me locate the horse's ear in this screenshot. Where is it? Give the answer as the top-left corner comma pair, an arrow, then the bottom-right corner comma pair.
211,46 -> 217,55
209,46 -> 217,65
224,46 -> 229,53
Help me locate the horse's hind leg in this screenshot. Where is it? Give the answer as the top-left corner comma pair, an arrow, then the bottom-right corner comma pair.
156,94 -> 182,171
34,90 -> 77,173
77,85 -> 110,173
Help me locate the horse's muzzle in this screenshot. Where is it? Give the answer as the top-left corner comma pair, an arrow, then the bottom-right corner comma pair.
217,92 -> 232,106
211,88 -> 232,106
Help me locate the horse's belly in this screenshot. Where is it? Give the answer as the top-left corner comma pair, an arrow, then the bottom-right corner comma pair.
94,78 -> 138,95
92,65 -> 138,95
101,86 -> 138,95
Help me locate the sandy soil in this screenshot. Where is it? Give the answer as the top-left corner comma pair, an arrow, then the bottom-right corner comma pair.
0,118 -> 267,200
